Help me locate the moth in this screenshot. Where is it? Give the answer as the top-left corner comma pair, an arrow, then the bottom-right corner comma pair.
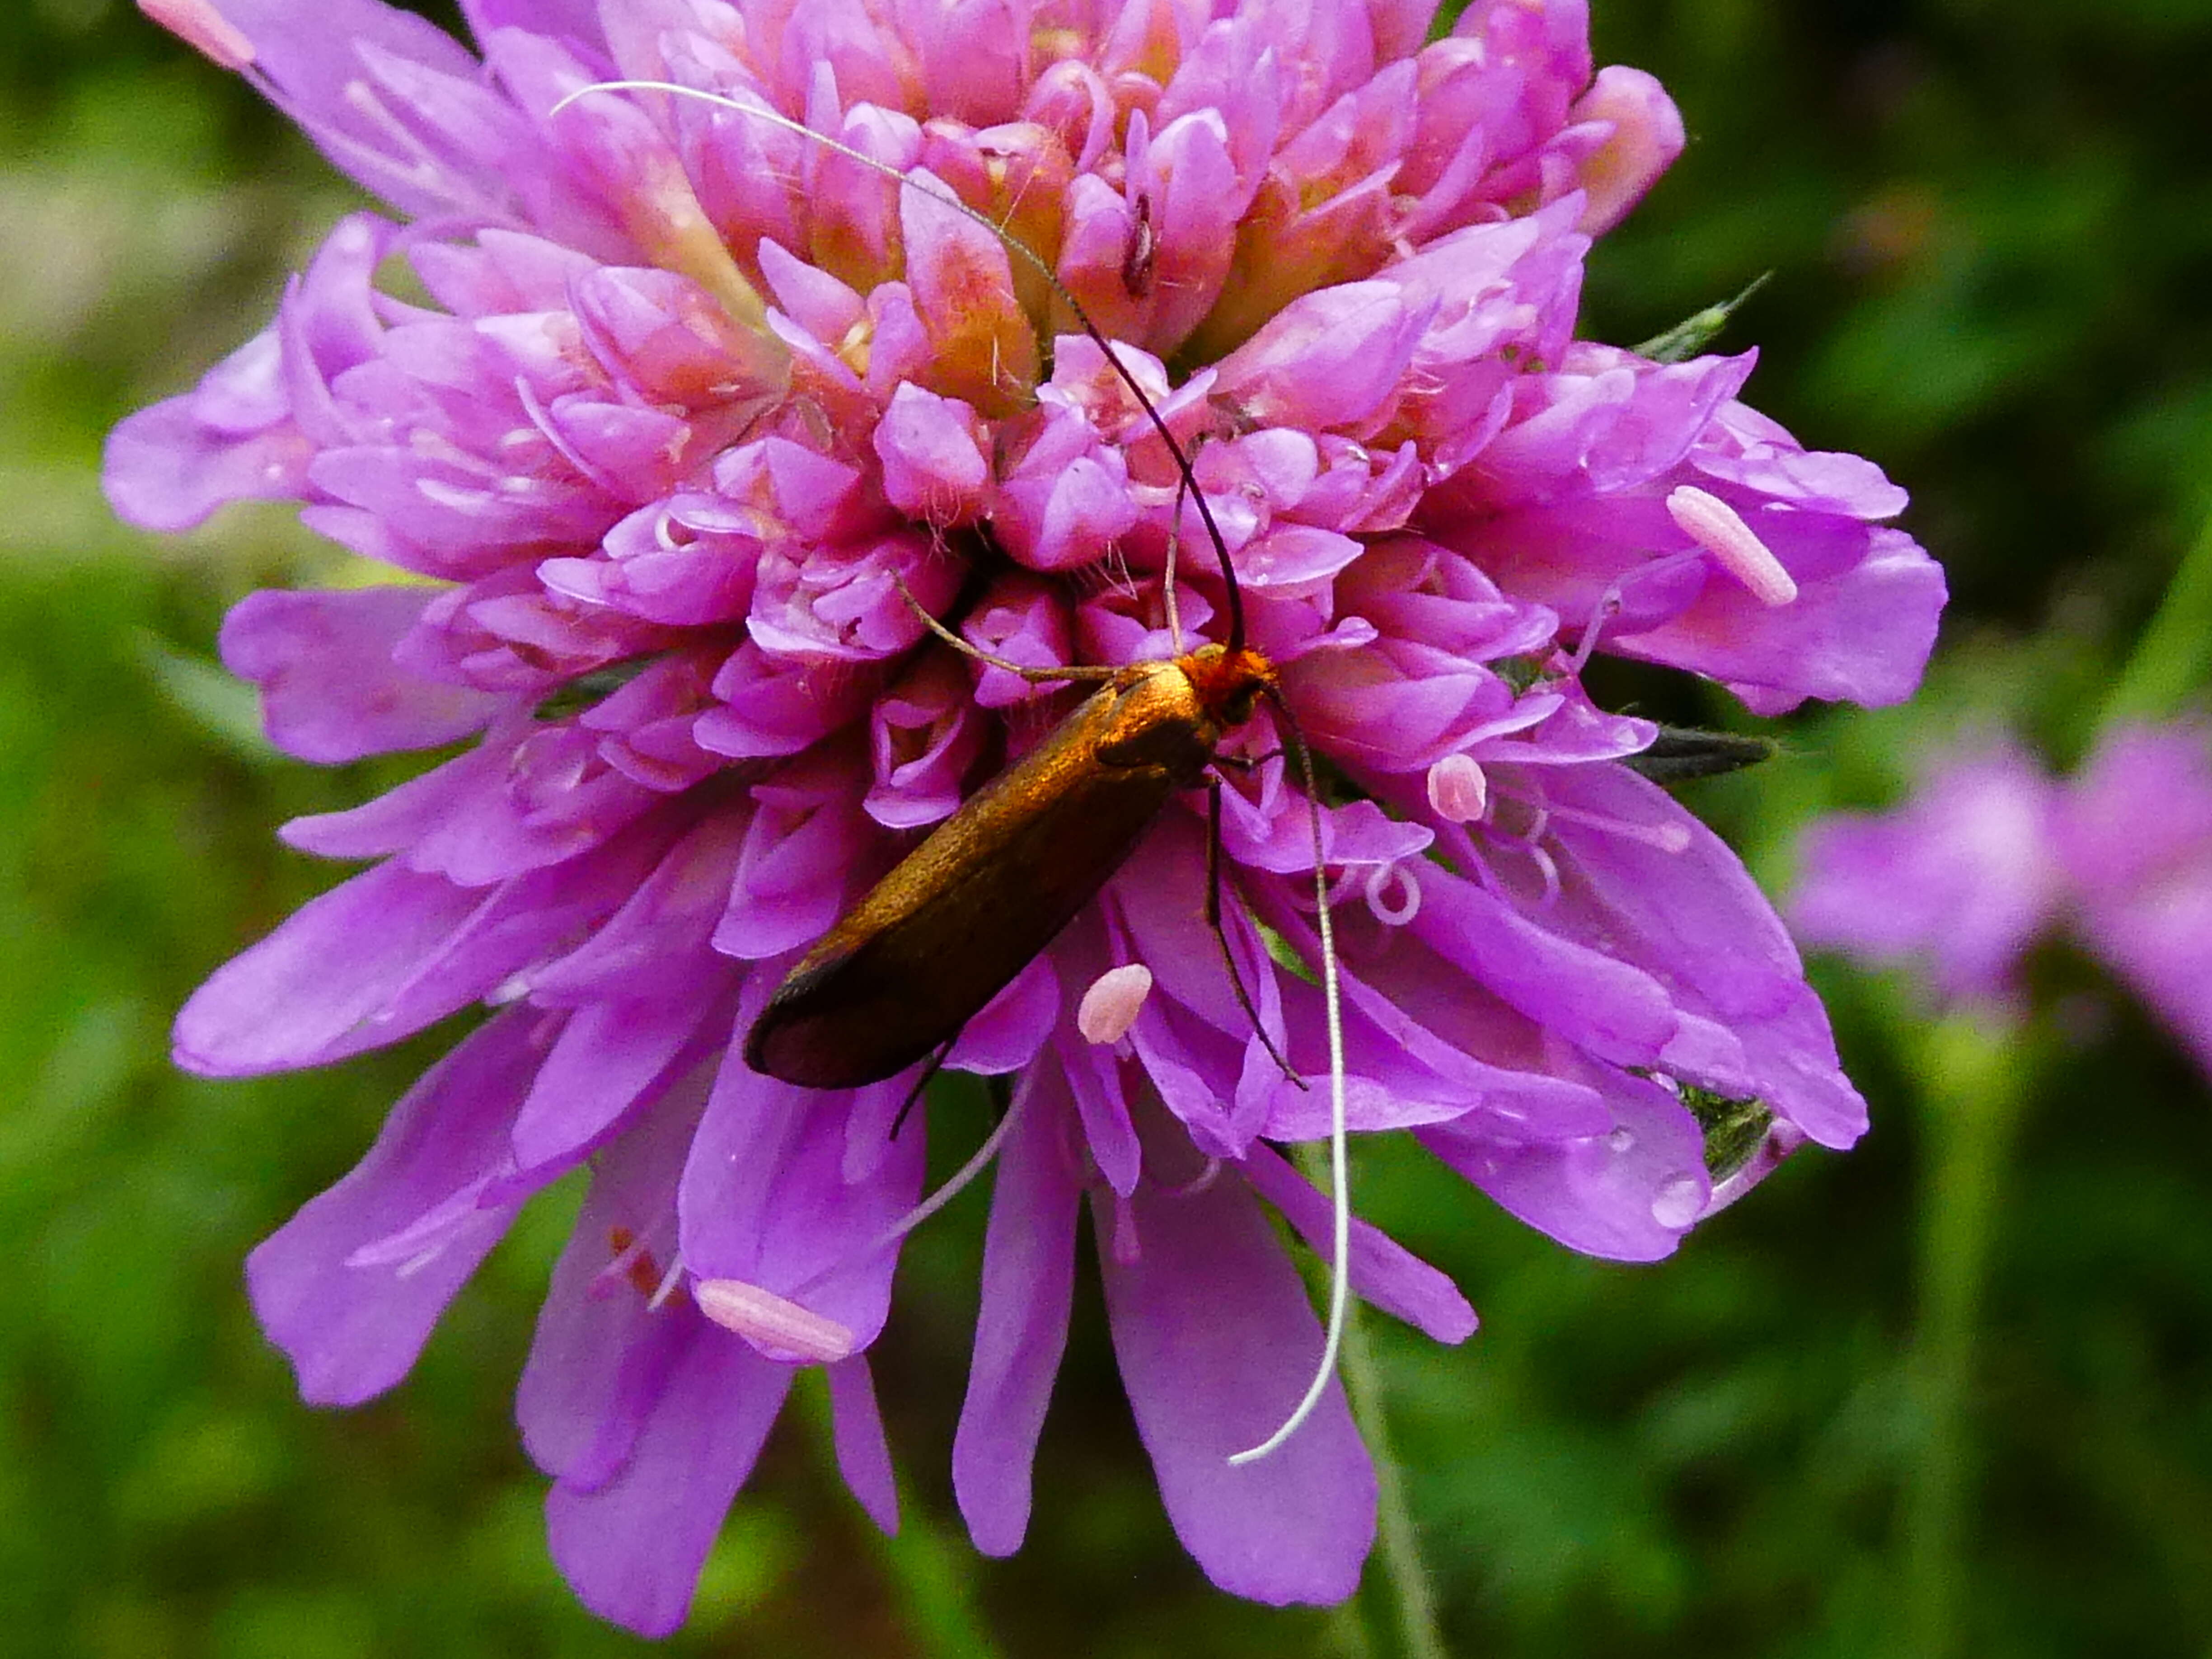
744,638 -> 1280,1088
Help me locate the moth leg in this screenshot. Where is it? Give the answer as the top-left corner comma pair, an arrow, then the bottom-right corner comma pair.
1208,775 -> 1306,1088
890,1037 -> 958,1138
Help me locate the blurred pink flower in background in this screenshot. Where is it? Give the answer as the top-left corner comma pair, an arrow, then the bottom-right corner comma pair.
1793,723 -> 2212,1071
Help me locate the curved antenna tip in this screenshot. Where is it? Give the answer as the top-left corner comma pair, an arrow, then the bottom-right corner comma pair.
1226,705 -> 1350,1467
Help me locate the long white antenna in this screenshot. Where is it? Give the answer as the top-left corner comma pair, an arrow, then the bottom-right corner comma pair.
1228,712 -> 1349,1466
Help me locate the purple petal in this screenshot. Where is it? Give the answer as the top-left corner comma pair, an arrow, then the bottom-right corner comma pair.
1791,741 -> 2062,1003
1548,763 -> 1804,1022
1631,525 -> 1947,712
953,1065 -> 1082,1555
1566,66 -> 1683,234
509,985 -> 729,1172
945,953 -> 1061,1074
459,0 -> 603,48
2058,725 -> 2212,1071
518,1075 -> 705,1486
1406,862 -> 1678,1066
829,1357 -> 900,1534
173,860 -> 485,1076
215,0 -> 511,218
1240,1146 -> 1477,1343
545,1324 -> 792,1639
1095,1128 -> 1377,1605
873,382 -> 990,521
101,331 -> 310,531
1423,1069 -> 1711,1262
1215,281 -> 1432,433
1729,989 -> 1869,1151
678,1061 -> 926,1354
220,586 -> 503,762
245,1008 -> 543,1404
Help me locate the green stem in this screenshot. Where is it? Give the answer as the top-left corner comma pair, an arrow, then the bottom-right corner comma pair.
1297,1143 -> 1451,1659
1341,1303 -> 1452,1659
2104,499 -> 2212,725
1901,1013 -> 2034,1659
1324,1598 -> 1379,1659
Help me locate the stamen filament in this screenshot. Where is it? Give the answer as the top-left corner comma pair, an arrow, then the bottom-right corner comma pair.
786,1073 -> 1036,1302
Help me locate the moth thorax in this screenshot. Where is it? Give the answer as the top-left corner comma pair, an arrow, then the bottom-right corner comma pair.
1178,642 -> 1276,728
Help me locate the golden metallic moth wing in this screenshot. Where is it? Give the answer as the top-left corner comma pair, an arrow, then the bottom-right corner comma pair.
744,663 -> 1219,1087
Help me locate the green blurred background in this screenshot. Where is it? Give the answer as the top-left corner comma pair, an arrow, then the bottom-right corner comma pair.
5,1 -> 2212,1654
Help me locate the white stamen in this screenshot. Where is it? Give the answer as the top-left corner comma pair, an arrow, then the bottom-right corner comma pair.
1529,841 -> 1563,906
487,973 -> 533,1007
1078,963 -> 1154,1045
844,1077 -> 1032,1265
647,1254 -> 687,1311
1165,1156 -> 1224,1198
1567,589 -> 1617,677
1542,799 -> 1695,854
1566,548 -> 1703,675
1364,862 -> 1421,926
694,1279 -> 858,1364
1427,753 -> 1490,823
590,1232 -> 654,1298
1666,485 -> 1798,607
138,0 -> 254,69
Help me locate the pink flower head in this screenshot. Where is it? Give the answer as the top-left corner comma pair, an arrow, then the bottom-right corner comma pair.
112,0 -> 1939,1636
1793,724 -> 2212,1073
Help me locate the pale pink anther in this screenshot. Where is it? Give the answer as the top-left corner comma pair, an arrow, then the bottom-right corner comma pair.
1427,753 -> 1490,823
693,1278 -> 857,1364
137,0 -> 255,69
1077,963 -> 1153,1045
1666,484 -> 1799,607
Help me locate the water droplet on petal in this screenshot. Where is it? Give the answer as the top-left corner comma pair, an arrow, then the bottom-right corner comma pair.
1650,1172 -> 1705,1229
1606,1126 -> 1636,1153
